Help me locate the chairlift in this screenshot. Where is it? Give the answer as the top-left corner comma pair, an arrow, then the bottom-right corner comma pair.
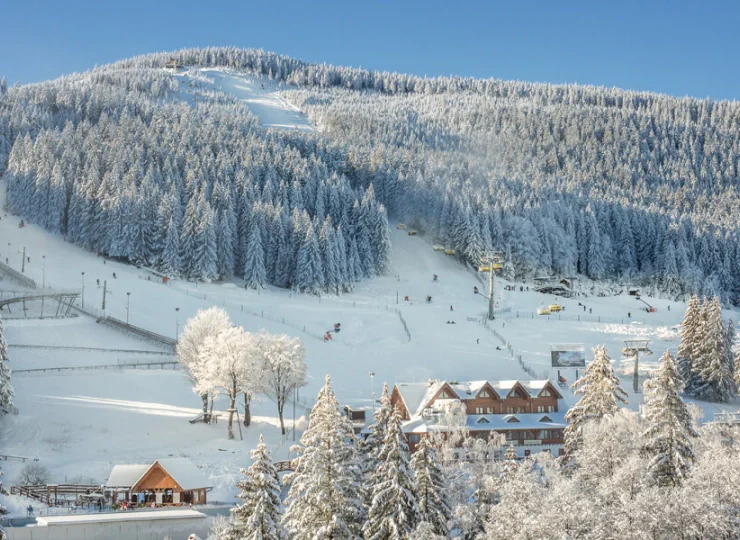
444,248 -> 456,255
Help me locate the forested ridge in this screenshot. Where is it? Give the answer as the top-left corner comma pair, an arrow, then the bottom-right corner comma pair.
2,47 -> 740,300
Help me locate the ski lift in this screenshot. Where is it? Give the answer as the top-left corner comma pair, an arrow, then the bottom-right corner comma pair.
537,307 -> 551,315
433,245 -> 445,252
397,224 -> 407,230
549,304 -> 563,312
492,263 -> 503,270
444,249 -> 456,255
479,265 -> 490,272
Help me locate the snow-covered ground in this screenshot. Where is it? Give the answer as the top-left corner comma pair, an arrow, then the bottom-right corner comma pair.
174,67 -> 313,132
1,69 -> 739,515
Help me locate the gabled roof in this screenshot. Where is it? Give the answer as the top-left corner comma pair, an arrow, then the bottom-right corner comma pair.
106,458 -> 212,490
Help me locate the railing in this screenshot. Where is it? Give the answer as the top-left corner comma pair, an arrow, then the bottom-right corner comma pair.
511,311 -> 661,326
0,260 -> 37,289
481,318 -> 550,380
10,484 -> 103,505
96,315 -> 177,351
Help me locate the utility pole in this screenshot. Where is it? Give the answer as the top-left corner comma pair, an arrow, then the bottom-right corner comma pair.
126,292 -> 131,324
102,280 -> 108,311
20,247 -> 26,273
175,307 -> 180,339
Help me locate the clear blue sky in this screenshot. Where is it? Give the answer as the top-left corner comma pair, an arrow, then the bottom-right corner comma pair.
2,0 -> 738,100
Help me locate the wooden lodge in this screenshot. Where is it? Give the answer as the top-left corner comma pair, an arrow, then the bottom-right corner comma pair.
105,458 -> 211,507
388,379 -> 567,458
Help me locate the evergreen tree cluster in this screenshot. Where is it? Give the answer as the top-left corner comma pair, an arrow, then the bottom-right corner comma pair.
676,295 -> 737,402
0,72 -> 390,292
0,314 -> 13,416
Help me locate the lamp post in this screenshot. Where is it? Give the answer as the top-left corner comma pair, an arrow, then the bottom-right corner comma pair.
175,307 -> 180,339
81,272 -> 85,309
126,292 -> 131,324
370,372 -> 376,418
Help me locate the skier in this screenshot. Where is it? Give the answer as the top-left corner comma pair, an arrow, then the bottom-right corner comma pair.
476,338 -> 480,344
450,305 -> 453,312
589,308 -> 592,314
112,272 -> 117,279
27,505 -> 33,517
628,311 -> 631,318
668,305 -> 670,311
96,279 -> 100,287
474,286 -> 479,294
433,274 -> 438,281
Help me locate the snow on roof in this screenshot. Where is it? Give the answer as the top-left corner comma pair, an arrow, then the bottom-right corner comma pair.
36,508 -> 206,526
106,464 -> 150,488
400,411 -> 567,433
105,458 -> 211,490
395,382 -> 444,417
157,458 -> 212,490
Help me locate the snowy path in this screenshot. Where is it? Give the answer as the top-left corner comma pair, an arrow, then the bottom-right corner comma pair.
175,68 -> 313,132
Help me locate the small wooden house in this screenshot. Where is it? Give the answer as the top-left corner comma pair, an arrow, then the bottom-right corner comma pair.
105,458 -> 211,506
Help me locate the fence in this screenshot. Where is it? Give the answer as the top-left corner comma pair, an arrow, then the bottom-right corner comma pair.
481,319 -> 549,380
512,311 -> 661,326
0,260 -> 37,289
396,310 -> 411,342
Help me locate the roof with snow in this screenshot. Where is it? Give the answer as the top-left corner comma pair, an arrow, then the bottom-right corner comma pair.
36,508 -> 206,526
394,379 -> 562,416
106,458 -> 212,490
398,411 -> 567,433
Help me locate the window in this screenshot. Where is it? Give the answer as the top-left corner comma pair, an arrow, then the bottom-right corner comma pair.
477,417 -> 490,424
539,430 -> 550,439
536,405 -> 544,413
479,389 -> 491,398
541,389 -> 552,397
540,415 -> 553,423
475,407 -> 483,414
439,389 -> 454,399
506,416 -> 520,423
547,405 -> 555,413
524,450 -> 531,457
486,407 -> 494,414
408,434 -> 421,443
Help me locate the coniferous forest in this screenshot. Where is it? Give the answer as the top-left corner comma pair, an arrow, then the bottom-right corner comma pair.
2,47 -> 740,300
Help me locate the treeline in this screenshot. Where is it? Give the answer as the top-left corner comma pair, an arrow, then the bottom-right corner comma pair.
0,71 -> 390,292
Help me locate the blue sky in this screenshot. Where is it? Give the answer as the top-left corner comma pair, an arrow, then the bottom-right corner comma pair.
1,0 -> 738,100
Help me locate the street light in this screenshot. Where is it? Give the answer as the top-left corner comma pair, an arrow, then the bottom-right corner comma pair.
175,307 -> 180,339
370,372 -> 376,418
126,292 -> 131,324
81,272 -> 85,309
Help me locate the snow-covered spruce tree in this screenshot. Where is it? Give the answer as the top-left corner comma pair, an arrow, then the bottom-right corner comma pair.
176,307 -> 233,416
641,350 -> 697,487
563,345 -> 628,459
723,319 -> 737,399
736,332 -> 740,391
676,294 -> 701,394
360,382 -> 392,509
282,375 -> 364,539
363,405 -> 420,540
0,314 -> 14,414
243,224 -> 267,289
693,296 -> 735,402
221,434 -> 286,540
409,435 -> 452,537
293,222 -> 324,295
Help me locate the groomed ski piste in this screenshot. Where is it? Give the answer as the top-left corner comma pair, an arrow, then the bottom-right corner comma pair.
0,69 -> 738,512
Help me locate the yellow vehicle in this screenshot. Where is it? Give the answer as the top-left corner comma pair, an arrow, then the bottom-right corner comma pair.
433,245 -> 445,251
492,263 -> 503,270
408,230 -> 418,236
397,224 -> 407,230
549,304 -> 563,312
479,265 -> 490,272
537,307 -> 551,316
444,249 -> 456,255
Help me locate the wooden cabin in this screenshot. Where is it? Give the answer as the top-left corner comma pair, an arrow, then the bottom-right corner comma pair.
105,458 -> 211,507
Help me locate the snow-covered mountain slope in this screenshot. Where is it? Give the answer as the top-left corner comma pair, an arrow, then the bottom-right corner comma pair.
175,68 -> 313,132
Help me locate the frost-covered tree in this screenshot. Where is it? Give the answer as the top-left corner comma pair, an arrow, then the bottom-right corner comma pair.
361,383 -> 392,509
0,314 -> 13,415
563,345 -> 628,458
293,222 -> 324,295
692,296 -> 735,402
221,434 -> 286,540
283,375 -> 364,539
259,333 -> 307,435
676,294 -> 701,394
409,436 -> 451,537
363,406 -> 420,540
641,350 -> 697,487
243,224 -> 267,289
176,307 -> 232,416
194,326 -> 265,439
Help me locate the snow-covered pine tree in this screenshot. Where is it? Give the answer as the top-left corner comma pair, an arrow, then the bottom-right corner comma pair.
723,319 -> 737,399
410,436 -> 452,537
501,444 -> 519,477
641,350 -> 697,487
693,296 -> 735,402
243,224 -> 267,289
361,383 -> 392,509
0,314 -> 13,415
283,375 -> 364,539
563,346 -> 627,458
676,294 -> 701,394
293,221 -> 324,295
363,405 -> 420,540
222,434 -> 286,540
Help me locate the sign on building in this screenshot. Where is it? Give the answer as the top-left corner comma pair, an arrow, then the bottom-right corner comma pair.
551,344 -> 586,368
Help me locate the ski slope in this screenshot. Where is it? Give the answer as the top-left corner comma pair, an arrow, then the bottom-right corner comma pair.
174,67 -> 313,132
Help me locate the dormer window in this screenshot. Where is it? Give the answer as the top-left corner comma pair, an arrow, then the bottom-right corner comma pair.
506,416 -> 520,423
439,389 -> 454,399
477,417 -> 490,424
540,415 -> 553,423
479,389 -> 491,398
541,389 -> 552,397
